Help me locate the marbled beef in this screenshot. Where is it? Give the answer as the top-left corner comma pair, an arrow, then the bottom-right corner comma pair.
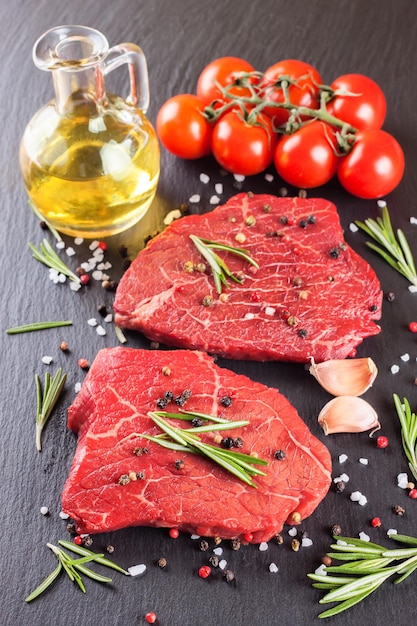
114,193 -> 382,363
62,347 -> 332,542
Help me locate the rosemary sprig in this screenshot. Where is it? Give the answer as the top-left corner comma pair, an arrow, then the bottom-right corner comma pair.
141,410 -> 268,487
6,320 -> 72,335
355,205 -> 417,286
189,234 -> 259,293
35,368 -> 67,451
25,541 -> 128,602
308,534 -> 417,618
29,238 -> 81,283
393,394 -> 417,481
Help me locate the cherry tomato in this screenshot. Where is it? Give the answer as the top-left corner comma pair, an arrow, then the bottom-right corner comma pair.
211,110 -> 277,176
260,59 -> 323,126
274,121 -> 339,188
196,56 -> 256,106
326,74 -> 386,130
156,94 -> 212,159
337,129 -> 405,198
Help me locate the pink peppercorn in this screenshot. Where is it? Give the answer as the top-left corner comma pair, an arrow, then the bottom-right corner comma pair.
169,528 -> 179,539
408,321 -> 417,333
371,517 -> 382,527
376,436 -> 389,449
98,241 -> 108,251
74,535 -> 83,545
250,291 -> 261,302
409,488 -> 417,499
242,532 -> 253,543
145,612 -> 157,624
198,565 -> 211,579
80,274 -> 90,285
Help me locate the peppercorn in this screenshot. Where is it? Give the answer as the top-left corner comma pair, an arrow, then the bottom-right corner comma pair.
175,394 -> 187,407
233,437 -> 243,448
136,471 -> 146,480
66,522 -> 77,535
292,276 -> 303,287
231,538 -> 241,550
157,557 -> 167,568
183,261 -> 194,273
278,187 -> 288,197
334,481 -> 346,493
195,262 -> 206,273
208,556 -> 219,567
98,304 -> 108,317
80,273 -> 90,285
223,570 -> 235,582
321,555 -> 332,567
371,517 -> 382,527
199,540 -> 209,551
150,341 -> 160,349
133,447 -> 148,456
169,528 -> 179,539
214,536 -> 222,546
376,435 -> 389,449
106,545 -> 115,553
102,279 -> 117,291
385,291 -> 395,302
156,397 -> 168,409
221,437 -> 235,449
220,395 -> 232,407
275,533 -> 284,545
118,474 -> 130,485
291,538 -> 300,552
331,524 -> 342,536
74,535 -> 83,546
408,321 -> 417,333
182,389 -> 192,400
82,535 -> 93,548
369,304 -> 378,312
298,328 -> 308,338
162,366 -> 171,376
263,203 -> 272,213
59,340 -> 69,352
243,532 -> 253,543
164,390 -> 174,402
299,219 -> 308,228
202,295 -> 214,307
77,358 -> 89,370
409,488 -> 417,499
174,459 -> 185,470
199,565 -> 212,578
291,512 -> 301,523
329,247 -> 340,258
274,449 -> 286,460
191,417 -> 204,427
394,505 -> 405,516
145,612 -> 157,624
245,215 -> 256,226
298,189 -> 307,198
280,215 -> 288,224
307,215 -> 316,224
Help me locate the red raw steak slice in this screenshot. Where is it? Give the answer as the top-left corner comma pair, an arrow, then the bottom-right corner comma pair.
114,193 -> 382,363
62,347 -> 332,542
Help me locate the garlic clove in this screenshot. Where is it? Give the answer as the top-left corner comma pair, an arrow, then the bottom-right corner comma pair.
318,395 -> 380,436
309,357 -> 378,397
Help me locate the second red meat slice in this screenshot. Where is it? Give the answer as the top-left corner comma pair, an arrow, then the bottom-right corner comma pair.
114,193 -> 382,362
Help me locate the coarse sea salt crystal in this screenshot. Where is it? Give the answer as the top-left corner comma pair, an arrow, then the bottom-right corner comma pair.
215,182 -> 223,194
401,353 -> 410,362
339,473 -> 349,482
128,563 -> 146,577
40,506 -> 49,516
74,382 -> 82,393
70,281 -> 82,292
269,562 -> 279,573
92,270 -> 103,281
59,511 -> 70,520
200,173 -> 210,184
104,313 -> 113,323
410,216 -> 417,225
264,306 -> 275,316
58,273 -> 67,283
218,559 -> 227,570
244,312 -> 255,320
377,199 -> 387,208
359,532 -> 370,542
209,195 -> 220,205
234,173 -> 245,182
350,491 -> 361,502
96,325 -> 107,336
259,542 -> 268,552
302,537 -> 313,547
74,237 -> 84,245
339,454 -> 348,464
314,564 -> 327,576
213,547 -> 223,556
359,458 -> 369,465
87,318 -> 98,327
163,209 -> 182,225
349,222 -> 359,233
288,527 -> 298,537
391,364 -> 400,374
42,356 -> 53,365
65,247 -> 75,257
387,528 -> 397,537
189,194 -> 200,203
358,494 -> 368,506
89,240 -> 99,251
56,241 -> 65,249
190,534 -> 200,540
408,285 -> 417,293
265,173 -> 274,182
397,472 -> 408,489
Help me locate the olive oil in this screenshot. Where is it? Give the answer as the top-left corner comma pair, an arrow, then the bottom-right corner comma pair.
20,97 -> 160,238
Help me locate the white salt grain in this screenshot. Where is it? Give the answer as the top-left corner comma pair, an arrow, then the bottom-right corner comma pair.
233,174 -> 245,182
340,473 -> 350,482
70,281 -> 82,292
213,547 -> 223,556
288,527 -> 298,537
40,506 -> 49,516
391,364 -> 400,374
264,173 -> 274,182
200,173 -> 210,184
218,559 -> 227,570
350,491 -> 361,502
269,562 -> 279,573
264,306 -> 276,316
104,313 -> 113,323
65,247 -> 76,257
74,382 -> 82,393
259,542 -> 269,552
400,353 -> 410,362
215,183 -> 223,194
42,356 -> 53,365
358,494 -> 368,506
244,312 -> 255,320
397,473 -> 408,489
92,270 -> 103,281
359,532 -> 370,542
338,454 -> 348,464
58,273 -> 67,283
189,194 -> 200,203
410,216 -> 417,225
96,325 -> 107,336
377,200 -> 387,208
301,537 -> 313,547
209,195 -> 220,205
56,241 -> 65,249
359,458 -> 369,465
349,222 -> 359,233
128,563 -> 147,577
387,528 -> 397,537
314,564 -> 327,576
59,511 -> 70,520
89,240 -> 99,251
87,318 -> 98,327
190,534 -> 200,540
74,237 -> 84,245
408,285 -> 417,293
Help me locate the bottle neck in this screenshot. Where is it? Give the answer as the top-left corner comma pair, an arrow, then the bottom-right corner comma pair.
52,64 -> 107,116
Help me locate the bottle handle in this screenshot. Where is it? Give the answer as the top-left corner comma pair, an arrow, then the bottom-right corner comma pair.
103,43 -> 150,112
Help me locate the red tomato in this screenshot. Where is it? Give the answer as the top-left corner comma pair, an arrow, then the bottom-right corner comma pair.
196,56 -> 256,106
156,94 -> 212,159
326,74 -> 386,130
274,121 -> 339,188
337,129 -> 405,198
260,59 -> 323,126
211,110 -> 277,175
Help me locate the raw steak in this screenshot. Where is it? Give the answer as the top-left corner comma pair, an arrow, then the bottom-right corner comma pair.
114,193 -> 382,362
62,347 -> 332,542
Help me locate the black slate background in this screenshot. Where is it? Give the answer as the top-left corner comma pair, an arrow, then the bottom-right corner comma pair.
1,1 -> 417,625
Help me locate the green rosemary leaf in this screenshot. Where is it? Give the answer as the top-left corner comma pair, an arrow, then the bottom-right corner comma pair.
189,234 -> 258,293
35,368 -> 67,452
72,563 -> 112,584
184,419 -> 250,434
317,585 -> 381,619
153,410 -> 231,424
390,534 -> 417,547
187,437 -> 257,486
140,433 -> 190,453
394,560 -> 417,584
393,395 -> 417,481
29,239 -> 81,283
25,563 -> 62,602
6,320 -> 73,334
58,540 -> 129,575
356,206 -> 417,286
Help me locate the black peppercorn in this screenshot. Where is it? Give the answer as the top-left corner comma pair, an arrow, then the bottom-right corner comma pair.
221,437 -> 235,449
331,524 -> 342,536
329,247 -> 340,259
334,480 -> 345,493
220,395 -> 232,407
174,459 -> 185,470
274,449 -> 286,460
199,540 -> 209,551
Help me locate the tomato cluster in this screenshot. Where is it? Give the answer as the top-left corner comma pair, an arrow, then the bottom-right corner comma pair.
156,57 -> 405,199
